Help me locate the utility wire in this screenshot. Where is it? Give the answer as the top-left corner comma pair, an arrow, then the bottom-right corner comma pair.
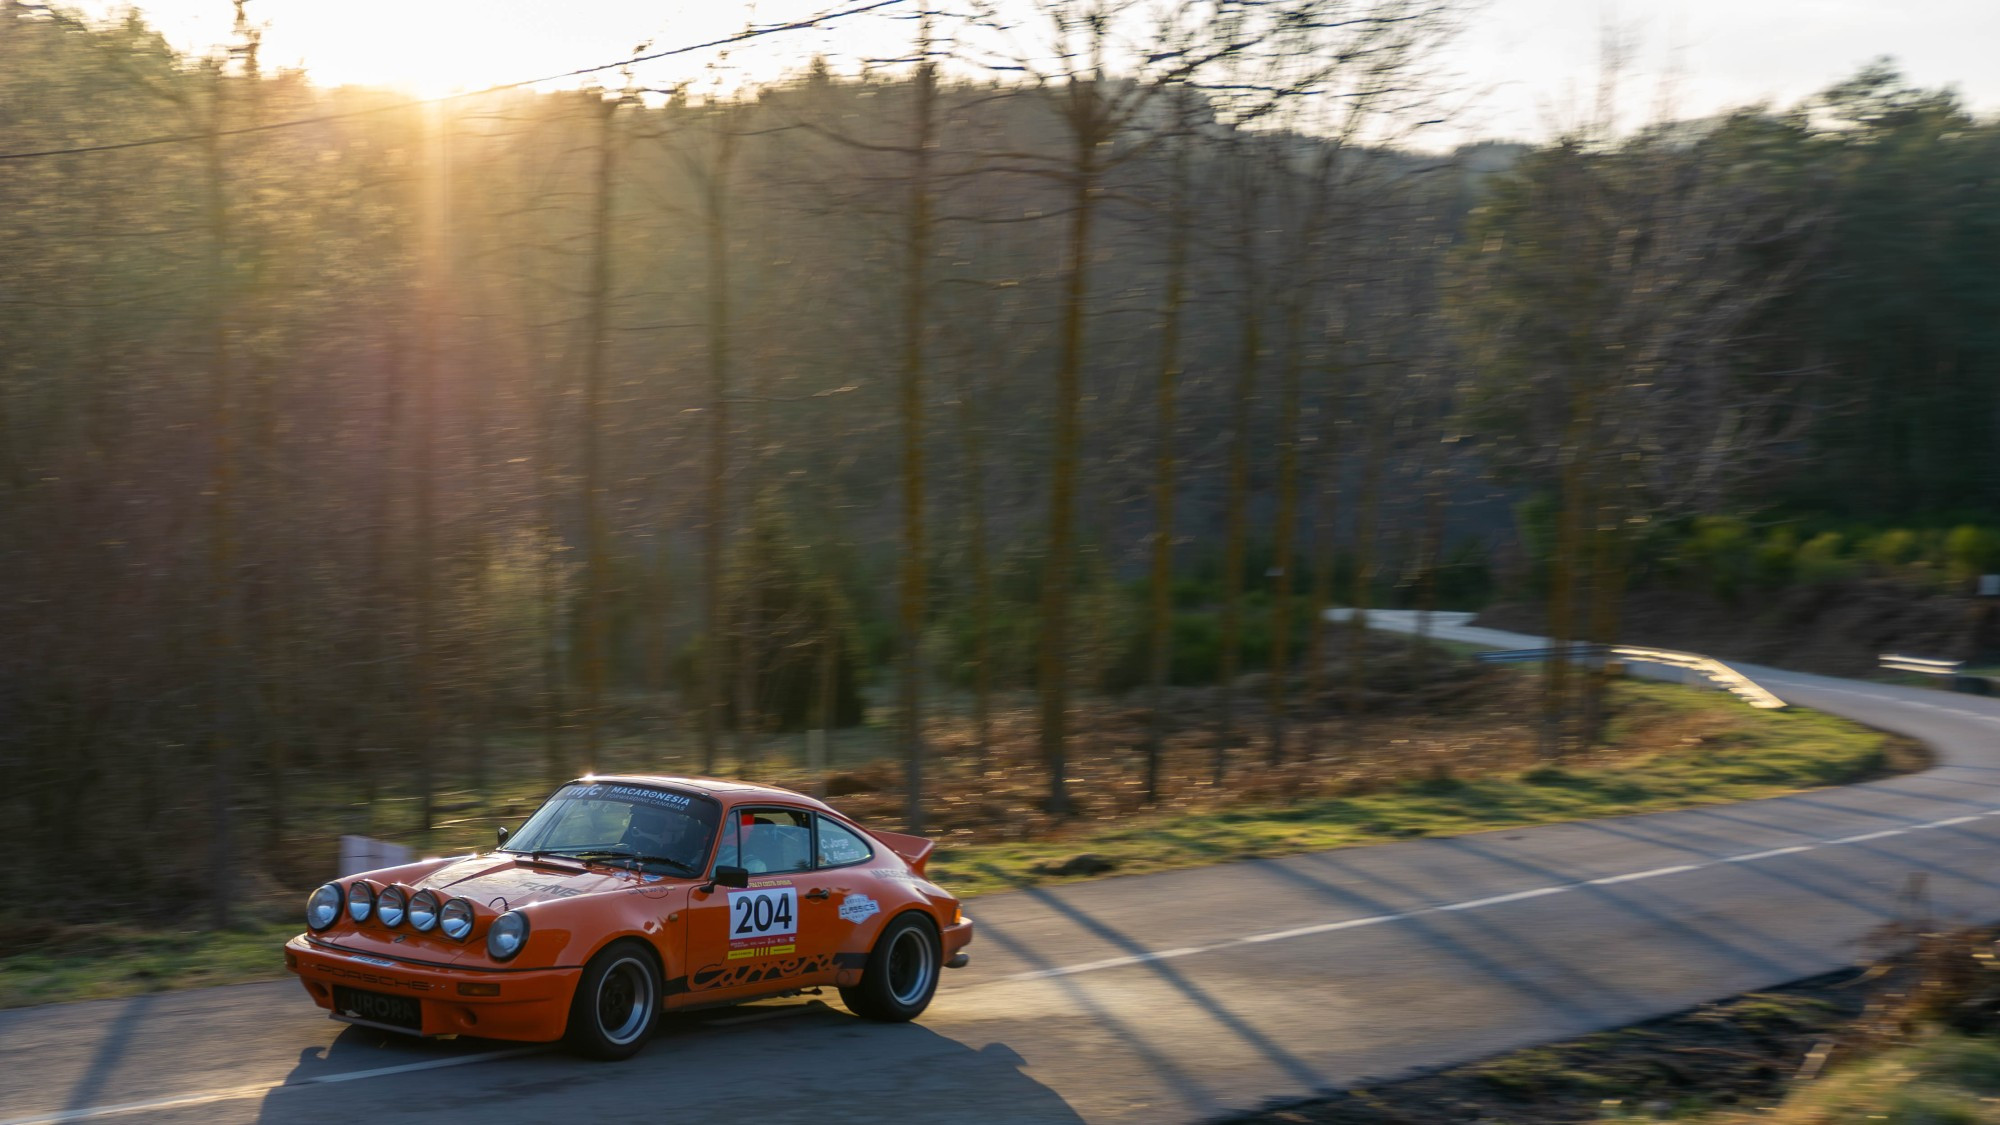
0,0 -> 905,162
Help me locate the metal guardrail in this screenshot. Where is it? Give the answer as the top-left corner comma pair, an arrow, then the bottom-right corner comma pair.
1880,653 -> 1964,676
1477,643 -> 1788,710
1879,653 -> 1992,695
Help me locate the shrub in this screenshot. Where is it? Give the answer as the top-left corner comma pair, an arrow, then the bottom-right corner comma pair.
1795,531 -> 1856,585
1863,528 -> 1922,569
1946,525 -> 1999,586
1753,527 -> 1799,588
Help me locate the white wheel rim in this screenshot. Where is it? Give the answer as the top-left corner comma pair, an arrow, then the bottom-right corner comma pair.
596,956 -> 655,1045
886,926 -> 935,1008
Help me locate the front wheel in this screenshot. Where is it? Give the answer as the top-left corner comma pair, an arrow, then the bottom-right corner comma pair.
839,912 -> 941,1022
563,940 -> 660,1060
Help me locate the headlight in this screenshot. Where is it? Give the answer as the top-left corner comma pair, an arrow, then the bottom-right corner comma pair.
307,882 -> 342,931
486,910 -> 529,961
440,897 -> 475,941
377,885 -> 408,928
409,889 -> 441,932
346,881 -> 376,924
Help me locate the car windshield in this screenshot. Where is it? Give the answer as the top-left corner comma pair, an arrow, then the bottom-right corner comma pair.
501,782 -> 720,875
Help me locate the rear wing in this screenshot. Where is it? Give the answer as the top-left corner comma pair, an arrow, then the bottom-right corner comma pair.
869,829 -> 935,876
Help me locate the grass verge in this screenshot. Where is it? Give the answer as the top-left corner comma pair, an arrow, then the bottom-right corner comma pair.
0,681 -> 1918,1010
929,684 -> 1918,897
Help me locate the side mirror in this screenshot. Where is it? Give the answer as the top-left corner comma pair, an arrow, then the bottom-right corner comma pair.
496,826 -> 510,848
701,864 -> 750,893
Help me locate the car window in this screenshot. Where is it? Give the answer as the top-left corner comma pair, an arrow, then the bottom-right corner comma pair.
502,782 -> 719,874
716,808 -> 812,875
815,816 -> 873,868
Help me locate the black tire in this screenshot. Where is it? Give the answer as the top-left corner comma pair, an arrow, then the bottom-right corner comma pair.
563,939 -> 661,1060
838,912 -> 941,1022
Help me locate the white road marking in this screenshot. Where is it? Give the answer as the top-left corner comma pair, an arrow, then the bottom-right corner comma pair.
1586,864 -> 1700,886
992,807 -> 2000,989
0,1047 -> 543,1125
1438,886 -> 1571,910
1830,830 -> 1906,844
27,791 -> 2000,1124
1724,845 -> 1817,862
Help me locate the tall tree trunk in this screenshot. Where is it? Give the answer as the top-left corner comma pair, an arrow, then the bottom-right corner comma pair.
1216,251 -> 1259,783
1347,400 -> 1387,728
578,98 -> 618,775
203,75 -> 240,931
699,122 -> 739,775
1037,122 -> 1098,818
410,105 -> 451,835
1302,398 -> 1341,761
1144,100 -> 1192,805
955,371 -> 993,772
1267,298 -> 1306,766
898,32 -> 935,834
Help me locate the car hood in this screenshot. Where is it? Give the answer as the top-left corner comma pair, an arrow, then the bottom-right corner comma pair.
409,853 -> 648,911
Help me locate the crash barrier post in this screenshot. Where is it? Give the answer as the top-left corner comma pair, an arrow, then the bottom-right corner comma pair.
1476,644 -> 1787,710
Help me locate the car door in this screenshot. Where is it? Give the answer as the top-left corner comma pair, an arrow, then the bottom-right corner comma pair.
682,806 -> 842,1002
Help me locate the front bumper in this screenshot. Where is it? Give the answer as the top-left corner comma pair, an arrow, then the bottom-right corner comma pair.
285,933 -> 579,1043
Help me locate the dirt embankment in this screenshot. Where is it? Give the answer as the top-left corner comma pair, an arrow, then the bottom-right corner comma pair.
1477,582 -> 2000,678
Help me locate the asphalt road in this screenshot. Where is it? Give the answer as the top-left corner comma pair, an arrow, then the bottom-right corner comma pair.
8,610 -> 2000,1125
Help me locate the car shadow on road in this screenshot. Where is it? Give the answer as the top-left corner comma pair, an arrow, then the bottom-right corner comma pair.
254,1001 -> 1084,1122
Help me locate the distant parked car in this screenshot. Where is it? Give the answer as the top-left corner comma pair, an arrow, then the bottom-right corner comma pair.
284,775 -> 974,1059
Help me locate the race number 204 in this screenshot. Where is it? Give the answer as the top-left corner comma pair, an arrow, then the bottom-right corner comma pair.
726,886 -> 798,958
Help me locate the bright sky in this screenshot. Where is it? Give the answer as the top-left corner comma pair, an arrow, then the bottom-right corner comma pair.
71,0 -> 2000,143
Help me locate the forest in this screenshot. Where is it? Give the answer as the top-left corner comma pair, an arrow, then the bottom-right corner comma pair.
4,0 -> 2000,926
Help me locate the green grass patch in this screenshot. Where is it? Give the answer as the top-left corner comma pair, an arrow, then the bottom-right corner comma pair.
929,685 -> 1912,898
1675,1033 -> 2000,1123
0,920 -> 300,1010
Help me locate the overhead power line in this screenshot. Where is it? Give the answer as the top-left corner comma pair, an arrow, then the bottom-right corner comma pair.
0,0 -> 905,162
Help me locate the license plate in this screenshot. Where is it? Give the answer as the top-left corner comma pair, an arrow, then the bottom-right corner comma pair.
333,986 -> 422,1030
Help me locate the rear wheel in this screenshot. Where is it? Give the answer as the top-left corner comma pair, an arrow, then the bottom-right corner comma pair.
839,912 -> 941,1022
563,940 -> 660,1060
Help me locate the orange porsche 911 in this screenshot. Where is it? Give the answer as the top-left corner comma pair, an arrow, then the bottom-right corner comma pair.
283,775 -> 975,1060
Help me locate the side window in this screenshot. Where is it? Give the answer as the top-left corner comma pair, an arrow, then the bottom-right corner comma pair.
815,816 -> 873,869
721,808 -> 813,875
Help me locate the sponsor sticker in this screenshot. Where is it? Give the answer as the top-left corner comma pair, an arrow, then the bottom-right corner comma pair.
567,783 -> 693,809
838,893 -> 880,923
349,954 -> 397,968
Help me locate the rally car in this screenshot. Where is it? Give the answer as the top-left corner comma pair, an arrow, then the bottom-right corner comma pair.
284,775 -> 974,1060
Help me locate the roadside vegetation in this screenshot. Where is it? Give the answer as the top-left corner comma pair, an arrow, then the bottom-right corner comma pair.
1237,917 -> 2000,1124
0,643 -> 1917,1009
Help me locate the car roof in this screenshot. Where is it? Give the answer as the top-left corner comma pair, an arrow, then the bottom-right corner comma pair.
571,773 -> 839,813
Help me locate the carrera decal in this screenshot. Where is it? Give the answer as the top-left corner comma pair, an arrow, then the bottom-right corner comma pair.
690,952 -> 834,991
727,886 -> 798,957
838,893 -> 880,923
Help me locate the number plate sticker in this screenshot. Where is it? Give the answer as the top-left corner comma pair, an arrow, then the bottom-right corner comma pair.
726,886 -> 799,959
332,986 -> 421,1030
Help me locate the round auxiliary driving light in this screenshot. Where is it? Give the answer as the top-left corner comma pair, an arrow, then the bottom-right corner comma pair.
307,882 -> 342,931
440,897 -> 475,942
346,880 -> 376,924
409,889 -> 441,933
487,910 -> 529,961
377,885 -> 408,928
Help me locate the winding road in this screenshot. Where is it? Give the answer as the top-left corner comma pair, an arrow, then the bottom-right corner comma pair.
7,611 -> 2000,1124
